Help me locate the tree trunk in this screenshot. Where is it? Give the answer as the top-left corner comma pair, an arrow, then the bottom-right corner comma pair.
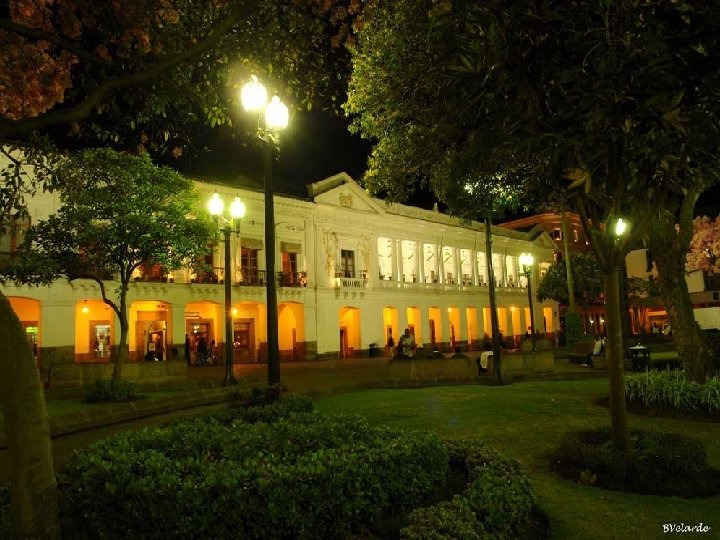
604,268 -> 629,451
485,216 -> 505,384
561,212 -> 576,313
650,241 -> 714,382
0,293 -> 59,539
110,284 -> 130,388
646,195 -> 714,383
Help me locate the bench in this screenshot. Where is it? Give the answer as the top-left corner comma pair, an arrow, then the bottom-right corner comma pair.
566,341 -> 595,364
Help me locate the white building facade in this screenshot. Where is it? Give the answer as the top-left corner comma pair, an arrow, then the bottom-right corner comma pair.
2,171 -> 558,373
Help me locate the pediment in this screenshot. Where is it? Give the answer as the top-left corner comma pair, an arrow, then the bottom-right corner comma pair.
308,172 -> 385,214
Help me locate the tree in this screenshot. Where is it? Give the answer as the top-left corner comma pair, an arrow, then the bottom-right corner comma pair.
4,148 -> 215,388
346,0 -> 532,384
346,0 -> 720,449
0,4 -> 364,534
537,252 -> 603,307
626,276 -> 663,333
0,0 -> 364,152
687,214 -> 720,275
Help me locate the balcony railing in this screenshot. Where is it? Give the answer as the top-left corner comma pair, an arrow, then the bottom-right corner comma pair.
238,269 -> 266,287
334,272 -> 368,289
278,271 -> 308,287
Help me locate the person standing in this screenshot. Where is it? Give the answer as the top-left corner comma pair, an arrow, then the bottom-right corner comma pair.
184,334 -> 191,365
399,328 -> 416,358
197,336 -> 208,365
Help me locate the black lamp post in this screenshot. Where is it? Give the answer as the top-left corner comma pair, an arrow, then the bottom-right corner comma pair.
208,192 -> 245,386
241,75 -> 288,386
519,252 -> 536,351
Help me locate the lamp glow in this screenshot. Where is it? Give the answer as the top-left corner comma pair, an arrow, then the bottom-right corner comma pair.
208,192 -> 223,216
519,252 -> 534,268
615,217 -> 627,237
230,197 -> 246,219
265,96 -> 289,130
241,75 -> 267,112
81,301 -> 89,314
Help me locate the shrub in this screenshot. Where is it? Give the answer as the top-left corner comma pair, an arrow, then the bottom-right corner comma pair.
551,428 -> 720,498
564,311 -> 583,347
625,371 -> 720,415
58,411 -> 449,539
83,379 -> 141,403
403,439 -> 537,539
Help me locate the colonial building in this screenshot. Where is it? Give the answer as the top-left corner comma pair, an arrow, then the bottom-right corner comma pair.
2,170 -> 558,377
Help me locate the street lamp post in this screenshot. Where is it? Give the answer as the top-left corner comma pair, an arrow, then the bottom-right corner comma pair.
241,75 -> 289,386
519,252 -> 536,351
208,192 -> 246,386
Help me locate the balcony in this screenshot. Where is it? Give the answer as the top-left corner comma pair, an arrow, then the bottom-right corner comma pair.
334,271 -> 368,289
238,269 -> 266,287
278,271 -> 308,287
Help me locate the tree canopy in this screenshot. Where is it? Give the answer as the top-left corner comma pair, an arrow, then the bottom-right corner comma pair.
1,0 -> 363,154
347,0 -> 720,447
537,253 -> 603,308
2,148 -> 216,384
687,215 -> 720,275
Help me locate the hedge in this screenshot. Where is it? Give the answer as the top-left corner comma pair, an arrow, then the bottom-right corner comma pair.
59,402 -> 448,538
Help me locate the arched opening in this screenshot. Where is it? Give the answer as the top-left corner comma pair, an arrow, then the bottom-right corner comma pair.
428,307 -> 442,348
75,299 -> 113,363
185,301 -> 217,365
447,306 -> 460,350
278,302 -> 305,359
466,307 -> 479,350
339,307 -> 361,358
132,301 -> 171,362
510,306 -> 522,348
406,306 -> 422,345
7,296 -> 41,364
232,301 -> 262,363
382,306 -> 399,352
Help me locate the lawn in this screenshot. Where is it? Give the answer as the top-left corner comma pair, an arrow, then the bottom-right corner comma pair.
314,379 -> 720,540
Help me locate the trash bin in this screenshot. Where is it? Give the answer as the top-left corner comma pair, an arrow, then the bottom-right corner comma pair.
628,345 -> 650,371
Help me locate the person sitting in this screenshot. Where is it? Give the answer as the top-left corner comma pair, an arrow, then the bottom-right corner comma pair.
583,336 -> 604,368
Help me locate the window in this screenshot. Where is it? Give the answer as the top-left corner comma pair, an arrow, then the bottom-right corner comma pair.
551,228 -> 563,241
340,249 -> 355,278
0,215 -> 30,256
281,252 -> 298,285
241,247 -> 260,284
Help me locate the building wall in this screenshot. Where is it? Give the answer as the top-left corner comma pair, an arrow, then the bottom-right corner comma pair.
3,171 -> 558,368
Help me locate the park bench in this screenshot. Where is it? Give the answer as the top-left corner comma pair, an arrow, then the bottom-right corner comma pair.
566,340 -> 596,364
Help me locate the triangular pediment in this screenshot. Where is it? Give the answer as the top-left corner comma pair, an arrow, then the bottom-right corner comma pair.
308,172 -> 385,214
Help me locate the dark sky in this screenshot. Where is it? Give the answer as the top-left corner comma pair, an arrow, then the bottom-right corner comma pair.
182,109 -> 371,200
182,109 -> 720,218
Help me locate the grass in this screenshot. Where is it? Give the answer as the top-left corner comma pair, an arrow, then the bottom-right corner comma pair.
314,379 -> 720,540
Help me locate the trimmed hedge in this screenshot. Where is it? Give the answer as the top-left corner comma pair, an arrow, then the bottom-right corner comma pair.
56,394 -> 539,539
551,428 -> 720,498
402,440 -> 537,539
59,400 -> 449,539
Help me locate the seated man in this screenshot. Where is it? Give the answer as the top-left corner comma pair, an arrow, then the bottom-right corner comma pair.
583,337 -> 604,368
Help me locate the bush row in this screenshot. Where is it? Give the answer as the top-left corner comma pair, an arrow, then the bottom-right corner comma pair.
402,439 -> 537,539
58,392 -> 539,539
551,428 -> 720,498
84,379 -> 141,403
59,398 -> 449,539
625,370 -> 720,414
